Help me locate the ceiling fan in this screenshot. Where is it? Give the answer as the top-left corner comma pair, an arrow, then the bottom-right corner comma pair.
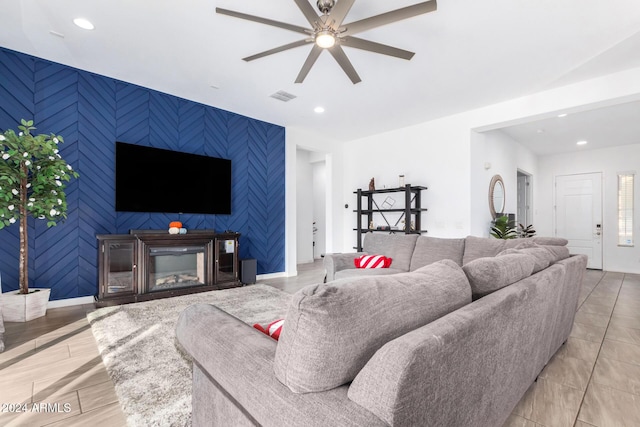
216,0 -> 437,84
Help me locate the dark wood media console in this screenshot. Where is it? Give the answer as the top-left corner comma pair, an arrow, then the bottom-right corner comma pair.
96,230 -> 241,307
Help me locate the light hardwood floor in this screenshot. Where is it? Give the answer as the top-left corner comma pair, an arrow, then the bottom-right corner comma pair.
1,262 -> 639,426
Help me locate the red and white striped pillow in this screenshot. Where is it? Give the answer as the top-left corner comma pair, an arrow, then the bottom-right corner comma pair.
354,254 -> 393,269
253,319 -> 284,340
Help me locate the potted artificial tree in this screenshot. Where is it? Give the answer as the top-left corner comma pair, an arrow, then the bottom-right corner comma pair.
0,119 -> 78,322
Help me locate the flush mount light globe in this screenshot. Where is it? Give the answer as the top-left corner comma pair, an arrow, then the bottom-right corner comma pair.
315,30 -> 336,48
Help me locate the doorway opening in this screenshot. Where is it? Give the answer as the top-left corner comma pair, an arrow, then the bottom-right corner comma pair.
296,148 -> 327,264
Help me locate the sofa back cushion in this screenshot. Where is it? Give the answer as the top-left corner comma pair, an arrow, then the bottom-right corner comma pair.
362,233 -> 419,272
273,260 -> 472,393
462,253 -> 536,298
499,247 -> 552,273
462,236 -> 569,265
409,236 -> 465,271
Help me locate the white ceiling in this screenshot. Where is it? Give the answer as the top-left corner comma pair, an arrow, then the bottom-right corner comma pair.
498,100 -> 640,156
1,0 -> 640,148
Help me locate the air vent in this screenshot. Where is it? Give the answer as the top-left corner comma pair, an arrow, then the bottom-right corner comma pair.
270,90 -> 297,102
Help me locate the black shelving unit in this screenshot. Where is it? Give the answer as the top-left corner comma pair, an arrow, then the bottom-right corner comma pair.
354,184 -> 428,251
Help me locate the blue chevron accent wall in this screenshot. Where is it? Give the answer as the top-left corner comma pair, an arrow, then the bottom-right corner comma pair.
0,47 -> 286,301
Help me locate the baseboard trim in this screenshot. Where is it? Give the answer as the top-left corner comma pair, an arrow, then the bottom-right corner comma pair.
257,272 -> 287,280
48,296 -> 95,309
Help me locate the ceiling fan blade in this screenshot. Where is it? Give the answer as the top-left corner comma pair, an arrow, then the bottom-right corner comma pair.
328,45 -> 361,84
340,37 -> 415,60
293,0 -> 320,27
295,45 -> 323,83
216,8 -> 309,35
341,0 -> 437,36
328,0 -> 355,29
243,39 -> 313,62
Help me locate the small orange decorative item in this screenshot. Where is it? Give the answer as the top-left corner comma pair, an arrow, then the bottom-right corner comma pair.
169,221 -> 182,229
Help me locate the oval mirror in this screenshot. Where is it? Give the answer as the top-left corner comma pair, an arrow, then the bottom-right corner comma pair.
489,175 -> 505,219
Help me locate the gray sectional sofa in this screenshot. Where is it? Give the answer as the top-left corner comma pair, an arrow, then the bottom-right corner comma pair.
176,233 -> 587,427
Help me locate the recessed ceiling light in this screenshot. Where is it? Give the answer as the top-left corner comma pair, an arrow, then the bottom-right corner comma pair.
536,129 -> 545,133
73,18 -> 94,30
557,113 -> 568,118
576,140 -> 588,146
314,106 -> 325,114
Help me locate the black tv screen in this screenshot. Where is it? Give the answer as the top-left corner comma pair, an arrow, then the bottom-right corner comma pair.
115,142 -> 232,215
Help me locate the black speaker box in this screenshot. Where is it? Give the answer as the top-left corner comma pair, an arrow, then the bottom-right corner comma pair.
240,259 -> 257,285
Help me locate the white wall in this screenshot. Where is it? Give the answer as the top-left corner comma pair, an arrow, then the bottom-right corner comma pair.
538,144 -> 640,273
470,130 -> 538,236
342,115 -> 473,251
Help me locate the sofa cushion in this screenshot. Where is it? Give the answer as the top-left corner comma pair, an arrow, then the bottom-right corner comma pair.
273,259 -> 472,393
463,236 -> 568,265
463,236 -> 508,265
362,233 -> 419,272
462,253 -> 536,297
532,236 -> 569,246
335,268 -> 405,280
499,246 -> 553,273
409,236 -> 465,271
545,245 -> 570,262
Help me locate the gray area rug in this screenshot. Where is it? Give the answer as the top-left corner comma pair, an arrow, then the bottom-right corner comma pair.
87,284 -> 292,427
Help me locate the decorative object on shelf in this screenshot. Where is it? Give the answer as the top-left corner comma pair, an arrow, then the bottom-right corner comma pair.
368,177 -> 375,191
381,196 -> 395,209
399,175 -> 405,187
169,221 -> 184,235
518,223 -> 536,238
369,220 -> 375,230
490,215 -> 517,239
488,174 -> 505,219
0,120 -> 79,321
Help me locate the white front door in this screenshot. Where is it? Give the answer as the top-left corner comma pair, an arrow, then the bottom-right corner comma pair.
555,173 -> 603,269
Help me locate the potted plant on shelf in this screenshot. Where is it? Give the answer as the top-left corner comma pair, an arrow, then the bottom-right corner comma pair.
0,119 -> 79,322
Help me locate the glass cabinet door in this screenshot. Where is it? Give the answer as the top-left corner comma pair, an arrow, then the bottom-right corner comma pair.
216,239 -> 236,283
106,242 -> 135,295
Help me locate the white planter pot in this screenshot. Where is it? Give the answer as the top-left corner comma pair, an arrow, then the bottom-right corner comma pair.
1,288 -> 51,322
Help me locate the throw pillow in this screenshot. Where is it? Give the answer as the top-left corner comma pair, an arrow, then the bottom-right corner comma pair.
253,319 -> 284,340
354,254 -> 392,269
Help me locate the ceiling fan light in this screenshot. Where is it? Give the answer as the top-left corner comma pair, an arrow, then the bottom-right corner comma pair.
315,31 -> 336,49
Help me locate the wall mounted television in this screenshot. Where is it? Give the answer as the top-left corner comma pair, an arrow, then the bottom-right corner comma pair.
115,142 -> 232,215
